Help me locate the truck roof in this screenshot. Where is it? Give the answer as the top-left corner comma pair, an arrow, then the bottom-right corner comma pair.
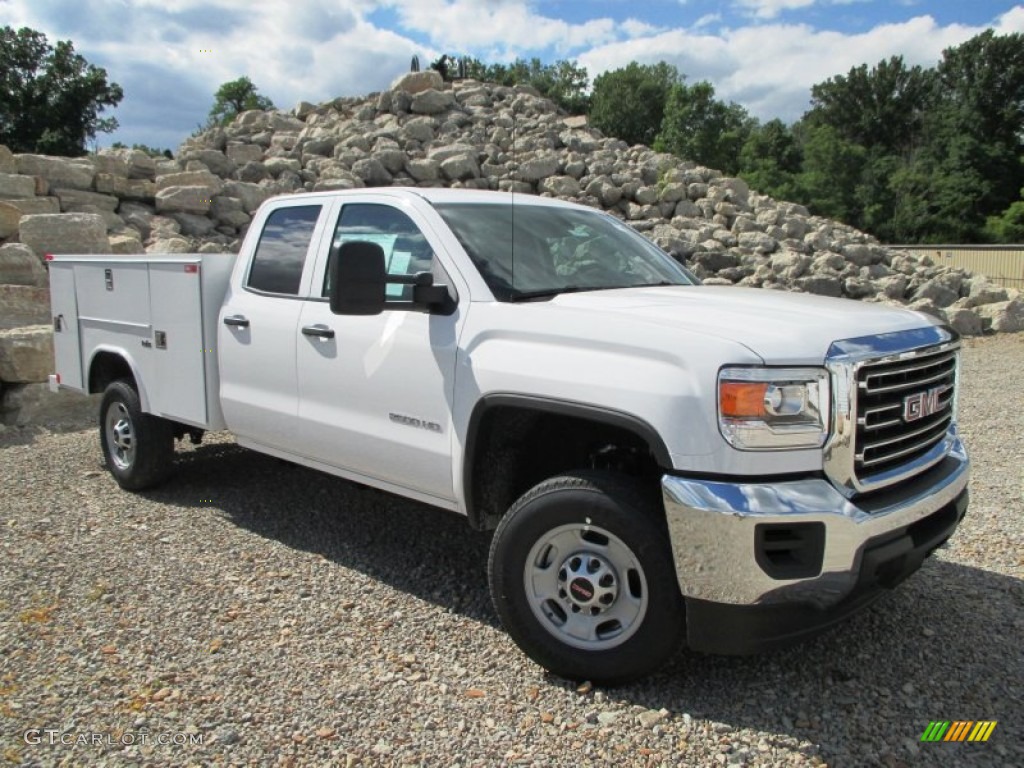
269,186 -> 587,210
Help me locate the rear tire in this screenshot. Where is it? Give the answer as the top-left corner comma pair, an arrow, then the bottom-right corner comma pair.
99,379 -> 174,490
488,470 -> 684,684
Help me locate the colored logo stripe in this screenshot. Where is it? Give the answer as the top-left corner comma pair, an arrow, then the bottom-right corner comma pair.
921,721 -> 950,742
921,721 -> 997,742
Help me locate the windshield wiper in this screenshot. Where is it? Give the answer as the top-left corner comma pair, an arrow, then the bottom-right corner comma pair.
508,282 -> 683,302
508,285 -> 592,301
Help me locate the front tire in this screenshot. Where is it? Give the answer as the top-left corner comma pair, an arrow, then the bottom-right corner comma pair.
99,379 -> 174,490
488,471 -> 684,684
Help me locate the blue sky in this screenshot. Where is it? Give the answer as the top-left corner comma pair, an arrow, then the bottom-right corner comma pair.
2,0 -> 1023,152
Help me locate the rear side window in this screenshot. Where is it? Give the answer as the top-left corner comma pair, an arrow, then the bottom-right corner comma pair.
247,205 -> 322,295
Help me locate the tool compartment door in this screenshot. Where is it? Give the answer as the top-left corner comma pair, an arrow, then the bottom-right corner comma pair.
148,261 -> 208,425
48,262 -> 84,391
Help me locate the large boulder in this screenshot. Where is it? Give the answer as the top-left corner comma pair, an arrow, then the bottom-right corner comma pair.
1,383 -> 100,428
0,172 -> 36,198
976,298 -> 1024,333
0,285 -> 49,329
0,197 -> 61,216
0,201 -> 22,239
391,70 -> 444,95
411,89 -> 455,115
0,243 -> 47,287
0,325 -> 52,383
155,186 -> 213,215
53,188 -> 120,213
0,145 -> 15,173
94,174 -> 156,199
15,154 -> 95,190
19,213 -> 109,257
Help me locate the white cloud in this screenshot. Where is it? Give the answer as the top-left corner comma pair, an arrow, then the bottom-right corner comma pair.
733,0 -> 816,20
385,0 -> 621,55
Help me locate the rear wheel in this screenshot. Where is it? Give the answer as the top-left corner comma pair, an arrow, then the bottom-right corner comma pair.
488,471 -> 684,684
99,380 -> 174,490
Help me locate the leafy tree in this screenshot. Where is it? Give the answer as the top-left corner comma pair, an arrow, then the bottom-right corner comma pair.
0,26 -> 123,156
796,124 -> 867,224
654,81 -> 752,174
984,190 -> 1024,242
737,119 -> 803,199
930,30 -> 1024,225
206,76 -> 274,127
805,56 -> 933,156
589,62 -> 680,147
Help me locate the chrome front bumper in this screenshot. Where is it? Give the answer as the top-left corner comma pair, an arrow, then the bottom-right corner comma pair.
661,437 -> 969,609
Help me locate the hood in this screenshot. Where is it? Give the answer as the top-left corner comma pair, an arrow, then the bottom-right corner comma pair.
532,285 -> 938,364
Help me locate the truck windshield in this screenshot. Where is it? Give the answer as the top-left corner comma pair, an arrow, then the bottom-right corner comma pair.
434,202 -> 696,301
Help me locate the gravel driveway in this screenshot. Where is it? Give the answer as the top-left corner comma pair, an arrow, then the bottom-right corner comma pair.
1,334 -> 1021,768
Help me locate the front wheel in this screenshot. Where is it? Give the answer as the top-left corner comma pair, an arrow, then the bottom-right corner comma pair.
488,471 -> 684,684
99,379 -> 174,490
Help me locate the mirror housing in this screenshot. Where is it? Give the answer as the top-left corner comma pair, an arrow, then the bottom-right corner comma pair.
328,241 -> 455,315
329,241 -> 386,315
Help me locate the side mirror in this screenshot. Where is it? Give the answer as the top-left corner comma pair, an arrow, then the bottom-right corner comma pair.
329,241 -> 386,316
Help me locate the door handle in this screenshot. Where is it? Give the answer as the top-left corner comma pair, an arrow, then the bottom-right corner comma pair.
301,324 -> 335,340
223,315 -> 250,328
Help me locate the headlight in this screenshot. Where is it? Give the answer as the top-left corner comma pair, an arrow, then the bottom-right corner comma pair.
718,367 -> 830,450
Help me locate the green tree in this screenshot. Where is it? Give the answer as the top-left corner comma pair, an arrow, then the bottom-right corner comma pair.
206,76 -> 274,127
654,80 -> 752,174
737,119 -> 802,199
805,56 -> 934,156
0,26 -> 123,156
589,62 -> 680,147
796,124 -> 867,224
984,189 -> 1024,242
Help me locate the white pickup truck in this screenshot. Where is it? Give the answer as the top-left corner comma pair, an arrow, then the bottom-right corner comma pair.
48,188 -> 969,683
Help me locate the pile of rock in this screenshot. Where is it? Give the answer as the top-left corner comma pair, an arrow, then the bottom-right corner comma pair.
0,70 -> 1021,426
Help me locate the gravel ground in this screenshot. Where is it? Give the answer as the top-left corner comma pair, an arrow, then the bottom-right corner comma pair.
1,334 -> 1021,768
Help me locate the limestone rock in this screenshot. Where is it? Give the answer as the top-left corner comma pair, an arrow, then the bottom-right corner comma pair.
155,186 -> 213,215
539,175 -> 581,198
15,155 -> 96,190
947,308 -> 983,336
19,213 -> 109,257
0,285 -> 49,329
0,243 -> 47,287
109,232 -> 145,254
0,197 -> 60,216
156,170 -> 224,195
0,201 -> 22,239
1,382 -> 100,428
519,154 -> 560,183
222,181 -> 271,213
0,145 -> 14,173
53,188 -> 120,212
95,174 -> 156,199
411,89 -> 455,115
976,298 -> 1024,333
391,70 -> 444,95
0,325 -> 53,383
0,173 -> 36,199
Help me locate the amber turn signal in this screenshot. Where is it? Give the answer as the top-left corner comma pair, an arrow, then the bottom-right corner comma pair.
720,381 -> 769,418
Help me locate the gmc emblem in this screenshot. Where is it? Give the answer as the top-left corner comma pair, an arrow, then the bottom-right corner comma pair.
903,385 -> 950,423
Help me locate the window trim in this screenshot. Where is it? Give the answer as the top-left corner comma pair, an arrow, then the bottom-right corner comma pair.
243,201 -> 332,299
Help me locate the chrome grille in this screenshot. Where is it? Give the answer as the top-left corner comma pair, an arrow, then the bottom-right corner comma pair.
854,346 -> 957,479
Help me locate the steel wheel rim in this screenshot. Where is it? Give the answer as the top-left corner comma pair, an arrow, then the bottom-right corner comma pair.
523,522 -> 649,651
104,401 -> 135,470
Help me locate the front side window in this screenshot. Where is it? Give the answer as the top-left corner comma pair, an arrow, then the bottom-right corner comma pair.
434,202 -> 695,301
324,204 -> 436,300
247,205 -> 322,295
